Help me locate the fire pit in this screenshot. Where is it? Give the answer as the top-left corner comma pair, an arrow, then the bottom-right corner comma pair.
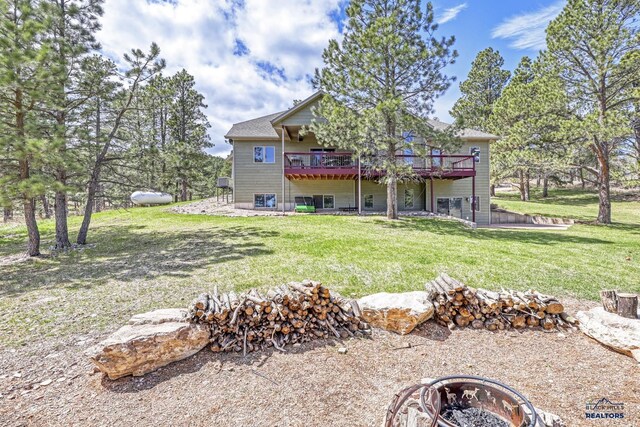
385,375 -> 537,427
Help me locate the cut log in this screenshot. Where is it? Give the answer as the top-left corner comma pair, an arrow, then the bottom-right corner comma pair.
600,290 -> 618,313
616,293 -> 638,319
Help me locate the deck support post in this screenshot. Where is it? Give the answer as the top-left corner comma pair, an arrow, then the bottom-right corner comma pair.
281,125 -> 285,213
472,175 -> 476,223
430,178 -> 434,213
357,156 -> 362,215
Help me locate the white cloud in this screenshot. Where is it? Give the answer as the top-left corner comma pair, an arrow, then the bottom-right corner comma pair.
491,1 -> 565,50
97,0 -> 344,156
436,3 -> 467,25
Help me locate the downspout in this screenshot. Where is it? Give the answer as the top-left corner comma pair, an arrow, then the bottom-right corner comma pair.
281,125 -> 285,213
472,159 -> 476,223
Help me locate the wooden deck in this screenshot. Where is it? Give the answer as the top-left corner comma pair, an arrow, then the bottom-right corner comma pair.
284,152 -> 476,180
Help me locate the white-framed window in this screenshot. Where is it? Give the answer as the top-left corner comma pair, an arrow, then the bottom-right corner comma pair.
470,146 -> 480,163
254,193 -> 277,208
254,146 -> 275,163
470,196 -> 480,212
323,195 -> 334,209
364,194 -> 374,209
404,189 -> 414,209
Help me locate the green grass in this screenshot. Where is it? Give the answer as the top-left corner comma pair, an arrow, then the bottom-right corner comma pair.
1,189 -> 639,347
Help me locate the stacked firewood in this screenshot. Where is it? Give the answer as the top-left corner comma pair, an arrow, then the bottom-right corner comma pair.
425,273 -> 577,331
188,280 -> 369,354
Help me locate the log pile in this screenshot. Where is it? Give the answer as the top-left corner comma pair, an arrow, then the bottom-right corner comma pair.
425,273 -> 577,331
188,280 -> 369,354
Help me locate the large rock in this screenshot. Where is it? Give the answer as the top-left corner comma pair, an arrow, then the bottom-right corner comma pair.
128,308 -> 188,325
86,309 -> 210,379
358,291 -> 434,335
576,307 -> 640,363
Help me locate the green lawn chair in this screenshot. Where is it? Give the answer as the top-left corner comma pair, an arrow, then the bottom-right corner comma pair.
294,196 -> 316,213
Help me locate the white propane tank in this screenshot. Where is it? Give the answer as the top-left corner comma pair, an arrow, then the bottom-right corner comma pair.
130,191 -> 173,206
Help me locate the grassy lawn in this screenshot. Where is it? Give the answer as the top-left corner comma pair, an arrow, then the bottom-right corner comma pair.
1,188 -> 639,347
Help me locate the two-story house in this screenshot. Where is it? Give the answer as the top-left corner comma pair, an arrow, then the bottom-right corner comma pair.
224,92 -> 497,225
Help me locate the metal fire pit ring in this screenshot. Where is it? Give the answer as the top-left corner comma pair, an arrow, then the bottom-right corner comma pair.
420,375 -> 538,427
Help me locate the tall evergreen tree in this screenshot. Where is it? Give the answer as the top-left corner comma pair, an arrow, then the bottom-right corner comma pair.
0,0 -> 54,256
311,0 -> 458,219
76,44 -> 164,245
451,47 -> 510,132
43,0 -> 103,249
165,70 -> 211,201
546,0 -> 640,224
490,55 -> 571,201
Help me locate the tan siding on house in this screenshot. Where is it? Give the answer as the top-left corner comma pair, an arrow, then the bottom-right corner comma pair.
232,114 -> 492,223
428,140 -> 491,224
280,100 -> 320,126
285,180 -> 356,210
360,181 -> 425,211
233,140 -> 283,208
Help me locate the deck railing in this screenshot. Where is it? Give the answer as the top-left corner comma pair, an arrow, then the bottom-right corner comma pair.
284,152 -> 475,175
284,152 -> 357,169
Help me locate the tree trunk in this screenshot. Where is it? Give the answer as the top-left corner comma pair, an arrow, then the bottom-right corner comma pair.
386,176 -> 398,219
536,174 -> 541,187
41,195 -> 51,219
490,184 -> 496,197
3,207 -> 12,223
54,187 -> 71,249
579,168 -> 585,189
524,170 -> 530,201
23,196 -> 40,257
16,88 -> 40,256
181,179 -> 188,202
77,177 -> 98,245
518,170 -> 526,201
77,98 -> 101,246
542,175 -> 549,198
597,162 -> 611,224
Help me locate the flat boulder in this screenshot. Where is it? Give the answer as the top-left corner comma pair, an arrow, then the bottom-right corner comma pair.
86,309 -> 210,380
576,307 -> 640,363
358,291 -> 434,335
128,308 -> 188,326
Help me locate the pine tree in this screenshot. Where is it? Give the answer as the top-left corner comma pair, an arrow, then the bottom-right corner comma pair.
40,0 -> 103,249
489,55 -> 571,201
546,0 -> 640,224
311,0 -> 457,219
0,0 -> 54,256
451,47 -> 510,132
76,44 -> 164,245
165,70 -> 211,201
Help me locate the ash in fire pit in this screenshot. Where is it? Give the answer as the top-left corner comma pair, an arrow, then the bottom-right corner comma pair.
441,405 -> 509,427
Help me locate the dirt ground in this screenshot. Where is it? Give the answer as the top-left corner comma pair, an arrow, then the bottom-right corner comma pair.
0,298 -> 638,427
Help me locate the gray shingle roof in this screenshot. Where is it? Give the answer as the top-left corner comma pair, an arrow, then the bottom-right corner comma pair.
225,110 -> 498,140
224,112 -> 284,139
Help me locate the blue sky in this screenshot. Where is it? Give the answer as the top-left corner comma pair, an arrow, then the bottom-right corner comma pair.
97,0 -> 565,156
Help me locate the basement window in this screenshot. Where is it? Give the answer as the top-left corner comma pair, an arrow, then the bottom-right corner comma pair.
254,193 -> 277,208
364,194 -> 374,209
254,146 -> 275,163
323,195 -> 335,209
